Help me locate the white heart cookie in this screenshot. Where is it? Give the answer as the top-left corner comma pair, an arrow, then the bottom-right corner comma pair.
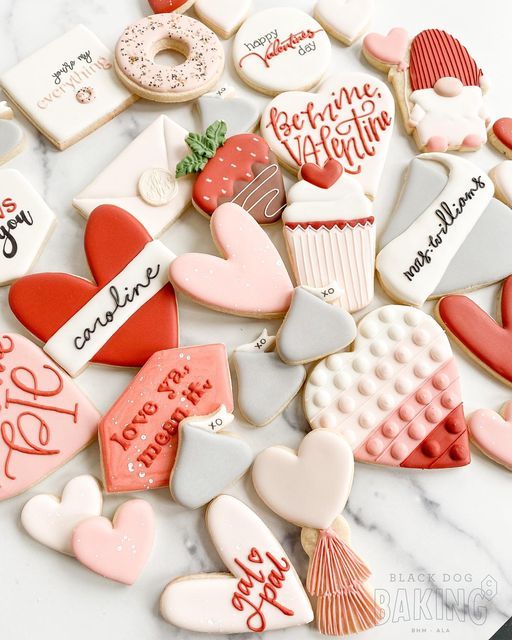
252,429 -> 354,530
21,475 -> 103,555
315,0 -> 374,45
160,495 -> 314,633
490,160 -> 512,207
195,0 -> 252,39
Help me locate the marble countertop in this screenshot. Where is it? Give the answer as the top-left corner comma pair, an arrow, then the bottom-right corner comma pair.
1,0 -> 511,638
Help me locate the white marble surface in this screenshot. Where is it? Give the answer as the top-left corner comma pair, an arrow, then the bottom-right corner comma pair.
1,0 -> 512,638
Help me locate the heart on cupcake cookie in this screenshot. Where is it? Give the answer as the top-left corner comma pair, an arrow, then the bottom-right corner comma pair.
304,305 -> 471,469
169,202 -> 293,317
468,401 -> 512,470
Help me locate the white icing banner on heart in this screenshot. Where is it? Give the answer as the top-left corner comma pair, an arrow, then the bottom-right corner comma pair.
236,328 -> 276,352
181,405 -> 234,433
44,240 -> 175,376
301,281 -> 343,303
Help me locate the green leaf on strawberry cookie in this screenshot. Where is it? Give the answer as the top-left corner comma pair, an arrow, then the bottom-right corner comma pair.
186,132 -> 216,159
205,120 -> 227,148
175,153 -> 207,178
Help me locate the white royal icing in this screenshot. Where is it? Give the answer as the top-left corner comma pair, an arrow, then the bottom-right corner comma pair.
315,0 -> 374,45
195,0 -> 252,38
180,405 -> 234,433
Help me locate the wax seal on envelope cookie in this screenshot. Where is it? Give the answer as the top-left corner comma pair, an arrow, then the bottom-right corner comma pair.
197,85 -> 260,136
195,0 -> 252,39
160,494 -> 314,633
0,26 -> 136,151
468,401 -> 512,471
0,101 -> 25,166
282,159 -> 376,312
261,72 -> 394,198
73,115 -> 193,238
176,120 -> 286,224
233,7 -> 331,96
169,203 -> 293,318
314,0 -> 374,46
304,305 -> 471,469
115,13 -> 224,102
233,330 -> 305,426
376,153 -> 505,306
363,28 -> 489,152
9,205 -> 178,377
253,430 -> 382,635
99,344 -> 233,493
0,169 -> 57,286
0,334 -> 99,501
170,405 -> 253,509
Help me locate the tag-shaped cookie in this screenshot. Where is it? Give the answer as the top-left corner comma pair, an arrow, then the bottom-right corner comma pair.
304,306 -> 471,469
197,86 -> 260,135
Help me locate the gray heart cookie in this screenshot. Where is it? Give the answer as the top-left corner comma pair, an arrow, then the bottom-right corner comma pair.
276,287 -> 357,364
170,424 -> 253,510
233,351 -> 306,427
0,119 -> 25,166
380,156 -> 512,297
197,95 -> 260,135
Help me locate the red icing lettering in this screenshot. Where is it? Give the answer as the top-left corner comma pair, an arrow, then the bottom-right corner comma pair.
240,30 -> 323,69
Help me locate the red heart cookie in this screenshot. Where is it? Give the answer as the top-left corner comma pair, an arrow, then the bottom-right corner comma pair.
9,205 -> 178,376
148,0 -> 190,13
493,118 -> 512,149
437,276 -> 512,385
300,160 -> 344,189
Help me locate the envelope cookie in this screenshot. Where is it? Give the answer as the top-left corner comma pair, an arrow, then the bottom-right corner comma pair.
0,25 -> 136,150
74,115 -> 193,237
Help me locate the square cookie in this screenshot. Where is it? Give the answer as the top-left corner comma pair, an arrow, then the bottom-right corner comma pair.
0,25 -> 136,150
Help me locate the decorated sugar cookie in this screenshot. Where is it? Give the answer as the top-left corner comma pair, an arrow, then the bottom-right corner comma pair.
0,101 -> 25,166
489,118 -> 512,159
233,8 -> 331,95
363,28 -> 489,152
468,402 -> 512,471
177,121 -> 286,224
99,344 -> 233,493
115,14 -> 224,102
376,153 -> 496,306
0,26 -> 135,150
197,85 -> 260,135
72,499 -> 155,585
9,205 -> 178,377
314,0 -> 374,46
379,155 -> 512,303
73,116 -> 193,238
148,0 -> 196,13
253,430 -> 382,635
21,475 -> 103,555
276,285 -> 357,365
0,169 -> 57,286
195,0 -> 252,39
0,334 -> 99,501
304,306 -> 471,469
170,406 -> 253,509
160,495 -> 314,633
490,161 -> 512,207
169,203 -> 293,318
282,159 -> 375,312
437,276 -> 512,387
261,72 -> 394,198
233,330 -> 306,426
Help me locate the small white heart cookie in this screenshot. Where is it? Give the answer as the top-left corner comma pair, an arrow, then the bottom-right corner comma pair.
315,0 -> 374,45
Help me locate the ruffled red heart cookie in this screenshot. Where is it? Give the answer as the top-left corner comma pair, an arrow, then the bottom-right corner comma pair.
9,205 -> 178,377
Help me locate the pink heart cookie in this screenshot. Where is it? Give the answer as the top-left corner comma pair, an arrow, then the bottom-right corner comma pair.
0,334 -> 99,501
363,28 -> 409,66
468,402 -> 512,470
72,499 -> 155,585
169,202 -> 293,317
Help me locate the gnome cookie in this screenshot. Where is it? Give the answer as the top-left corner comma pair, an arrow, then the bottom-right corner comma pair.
363,28 -> 489,152
176,120 -> 286,224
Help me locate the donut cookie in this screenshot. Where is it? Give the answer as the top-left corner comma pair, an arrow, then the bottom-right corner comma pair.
195,0 -> 252,39
115,13 -> 224,102
363,28 -> 489,152
0,101 -> 25,166
489,118 -> 512,158
304,305 -> 471,469
233,7 -> 331,96
314,0 -> 374,46
0,25 -> 136,150
468,402 -> 512,471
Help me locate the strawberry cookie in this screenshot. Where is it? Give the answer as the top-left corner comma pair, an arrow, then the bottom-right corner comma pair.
363,28 -> 489,152
115,13 -> 224,102
177,120 -> 286,224
9,205 -> 178,377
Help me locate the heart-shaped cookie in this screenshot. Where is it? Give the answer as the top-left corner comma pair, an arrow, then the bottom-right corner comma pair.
261,72 -> 394,198
148,0 -> 195,13
197,88 -> 260,135
315,0 -> 374,45
304,305 -> 471,469
468,402 -> 512,470
160,495 -> 314,633
490,161 -> 512,207
253,429 -> 354,530
9,204 -> 178,376
194,0 -> 251,39
0,334 -> 99,501
169,203 -> 293,317
21,475 -> 103,555
490,118 -> 512,158
437,276 -> 512,386
363,28 -> 409,66
72,499 -> 155,585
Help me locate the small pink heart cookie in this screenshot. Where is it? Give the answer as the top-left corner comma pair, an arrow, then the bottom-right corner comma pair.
169,202 -> 293,317
468,402 -> 512,470
72,499 -> 155,585
363,28 -> 409,67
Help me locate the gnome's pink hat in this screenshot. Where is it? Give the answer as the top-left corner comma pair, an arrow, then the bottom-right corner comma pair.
409,29 -> 483,92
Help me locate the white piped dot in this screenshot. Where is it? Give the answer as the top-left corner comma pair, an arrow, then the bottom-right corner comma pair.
370,340 -> 388,357
388,325 -> 405,341
378,307 -> 394,322
378,394 -> 395,410
353,356 -> 370,373
404,309 -> 421,326
326,354 -> 344,371
376,362 -> 393,380
394,346 -> 411,363
395,377 -> 413,395
333,372 -> 351,390
361,321 -> 378,338
359,411 -> 376,429
412,329 -> 429,346
319,413 -> 337,429
358,377 -> 376,396
338,396 -> 355,413
310,369 -> 328,386
430,344 -> 448,362
314,390 -> 331,407
414,362 -> 430,378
